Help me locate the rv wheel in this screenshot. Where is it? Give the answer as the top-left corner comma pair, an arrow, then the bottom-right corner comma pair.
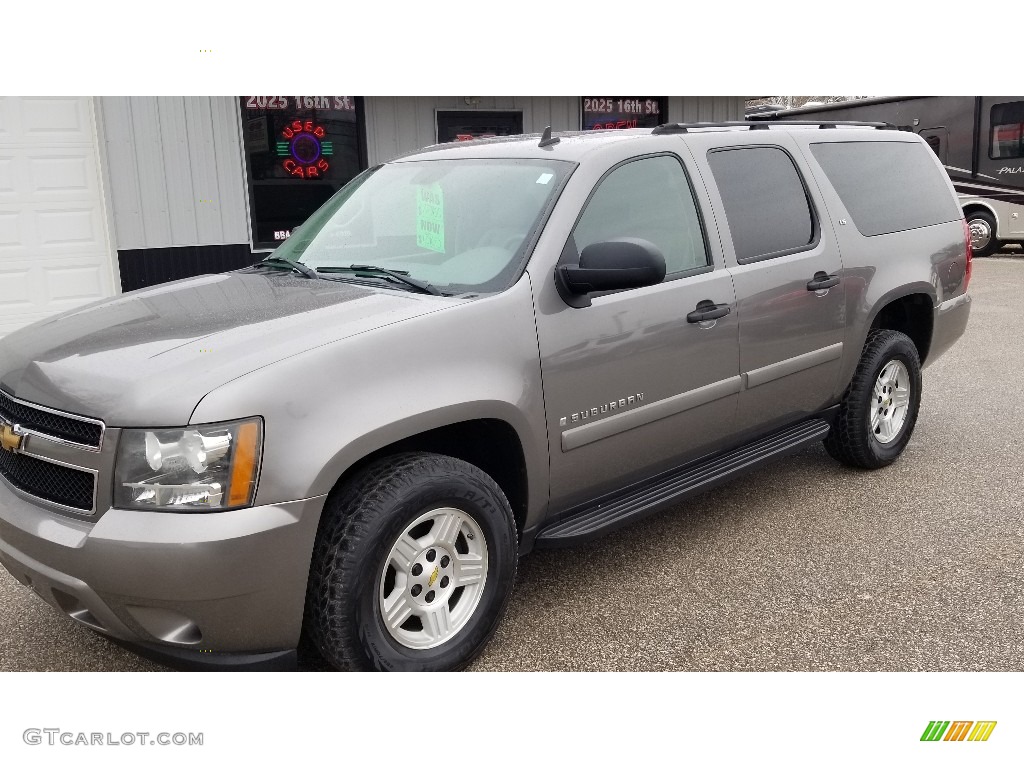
966,210 -> 1000,257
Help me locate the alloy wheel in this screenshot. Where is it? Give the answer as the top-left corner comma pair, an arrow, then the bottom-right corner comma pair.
870,359 -> 911,444
379,507 -> 489,650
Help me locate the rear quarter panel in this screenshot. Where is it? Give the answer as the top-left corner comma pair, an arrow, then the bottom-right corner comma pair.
791,131 -> 968,390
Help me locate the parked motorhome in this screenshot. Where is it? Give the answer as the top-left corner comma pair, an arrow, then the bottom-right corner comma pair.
755,97 -> 1024,256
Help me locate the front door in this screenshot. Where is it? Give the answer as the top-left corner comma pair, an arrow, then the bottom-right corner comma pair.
535,153 -> 741,512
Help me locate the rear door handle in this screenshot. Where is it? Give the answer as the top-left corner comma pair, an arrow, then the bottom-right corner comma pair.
687,300 -> 731,323
807,272 -> 840,291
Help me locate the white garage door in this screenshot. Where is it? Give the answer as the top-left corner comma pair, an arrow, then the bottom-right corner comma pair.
0,97 -> 118,338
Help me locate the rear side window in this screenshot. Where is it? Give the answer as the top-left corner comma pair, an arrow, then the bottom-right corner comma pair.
990,101 -> 1024,159
809,141 -> 960,237
707,146 -> 814,263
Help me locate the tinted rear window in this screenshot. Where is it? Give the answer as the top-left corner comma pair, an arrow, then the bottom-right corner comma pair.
809,141 -> 959,237
707,146 -> 814,263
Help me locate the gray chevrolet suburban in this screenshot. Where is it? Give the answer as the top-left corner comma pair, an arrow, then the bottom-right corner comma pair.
0,122 -> 971,671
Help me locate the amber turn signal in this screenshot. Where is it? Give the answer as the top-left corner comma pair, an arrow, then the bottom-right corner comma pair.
228,420 -> 262,507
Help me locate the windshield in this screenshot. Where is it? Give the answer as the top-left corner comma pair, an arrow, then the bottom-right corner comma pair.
271,158 -> 573,294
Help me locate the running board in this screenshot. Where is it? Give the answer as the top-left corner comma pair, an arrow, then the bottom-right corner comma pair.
535,419 -> 831,548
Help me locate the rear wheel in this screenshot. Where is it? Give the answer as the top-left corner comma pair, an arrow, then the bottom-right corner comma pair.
825,329 -> 922,469
305,452 -> 518,671
966,210 -> 1001,257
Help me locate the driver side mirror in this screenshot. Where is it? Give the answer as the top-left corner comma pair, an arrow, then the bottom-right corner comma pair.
555,238 -> 667,308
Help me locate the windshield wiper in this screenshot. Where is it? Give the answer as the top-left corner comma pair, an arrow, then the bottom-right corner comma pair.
253,257 -> 319,279
316,265 -> 441,296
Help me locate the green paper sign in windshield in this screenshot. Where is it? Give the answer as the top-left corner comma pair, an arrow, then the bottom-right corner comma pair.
416,184 -> 445,253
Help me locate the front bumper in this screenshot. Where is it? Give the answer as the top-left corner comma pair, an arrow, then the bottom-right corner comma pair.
0,476 -> 326,660
103,636 -> 298,671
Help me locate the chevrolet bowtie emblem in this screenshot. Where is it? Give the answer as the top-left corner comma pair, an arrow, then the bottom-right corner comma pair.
0,423 -> 22,453
428,566 -> 440,588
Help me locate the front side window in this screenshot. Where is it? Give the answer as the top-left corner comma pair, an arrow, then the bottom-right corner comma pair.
572,155 -> 710,276
990,101 -> 1024,159
707,146 -> 814,263
273,158 -> 572,294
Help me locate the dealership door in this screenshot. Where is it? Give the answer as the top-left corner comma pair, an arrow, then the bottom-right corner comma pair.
436,111 -> 523,143
0,97 -> 118,338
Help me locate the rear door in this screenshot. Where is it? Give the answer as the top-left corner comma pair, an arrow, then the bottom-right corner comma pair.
698,136 -> 846,437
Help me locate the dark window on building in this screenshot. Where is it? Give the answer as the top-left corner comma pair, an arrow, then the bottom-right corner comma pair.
582,98 -> 665,130
810,141 -> 960,237
707,146 -> 814,262
240,97 -> 364,251
573,155 -> 709,277
924,135 -> 941,156
436,111 -> 523,142
990,101 -> 1024,159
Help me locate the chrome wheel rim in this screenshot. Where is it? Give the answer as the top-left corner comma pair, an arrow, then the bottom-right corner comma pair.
968,218 -> 992,250
379,507 -> 488,650
871,359 -> 911,444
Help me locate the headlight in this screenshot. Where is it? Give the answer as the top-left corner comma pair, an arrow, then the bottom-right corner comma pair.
114,418 -> 263,511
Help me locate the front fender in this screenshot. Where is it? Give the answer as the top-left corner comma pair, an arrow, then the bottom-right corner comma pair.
189,276 -> 549,527
307,399 -> 535,506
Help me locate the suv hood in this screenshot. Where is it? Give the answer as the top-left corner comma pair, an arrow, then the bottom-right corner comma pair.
0,271 -> 452,426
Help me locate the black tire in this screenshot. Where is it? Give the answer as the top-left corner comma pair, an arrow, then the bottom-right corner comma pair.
966,210 -> 1001,257
305,452 -> 518,671
824,329 -> 922,469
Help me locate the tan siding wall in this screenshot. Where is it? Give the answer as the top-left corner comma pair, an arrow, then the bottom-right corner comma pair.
98,97 -> 250,251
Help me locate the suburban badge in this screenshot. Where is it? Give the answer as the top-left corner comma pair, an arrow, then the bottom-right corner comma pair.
559,393 -> 644,427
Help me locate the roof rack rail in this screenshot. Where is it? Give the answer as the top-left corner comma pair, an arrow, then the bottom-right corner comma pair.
651,120 -> 896,134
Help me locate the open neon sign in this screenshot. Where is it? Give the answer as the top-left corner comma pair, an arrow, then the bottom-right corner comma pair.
275,119 -> 334,179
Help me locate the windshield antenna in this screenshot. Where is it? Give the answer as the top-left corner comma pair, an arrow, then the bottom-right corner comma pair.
538,126 -> 560,148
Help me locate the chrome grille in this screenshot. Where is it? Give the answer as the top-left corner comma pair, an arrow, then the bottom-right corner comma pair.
0,388 -> 103,448
0,448 -> 95,511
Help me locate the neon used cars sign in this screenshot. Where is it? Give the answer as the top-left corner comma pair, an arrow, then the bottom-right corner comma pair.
275,119 -> 334,179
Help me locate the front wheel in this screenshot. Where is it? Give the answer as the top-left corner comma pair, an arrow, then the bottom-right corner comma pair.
305,452 -> 518,671
825,329 -> 922,469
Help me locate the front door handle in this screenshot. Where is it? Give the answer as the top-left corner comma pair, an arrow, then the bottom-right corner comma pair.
687,300 -> 731,323
807,272 -> 840,291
